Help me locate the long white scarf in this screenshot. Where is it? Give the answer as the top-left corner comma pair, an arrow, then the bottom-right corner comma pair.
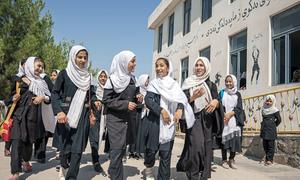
16,62 -> 25,77
222,74 -> 241,143
147,59 -> 195,144
24,57 -> 56,133
65,45 -> 91,128
182,57 -> 212,114
104,50 -> 135,93
95,70 -> 108,100
262,95 -> 279,115
138,74 -> 149,118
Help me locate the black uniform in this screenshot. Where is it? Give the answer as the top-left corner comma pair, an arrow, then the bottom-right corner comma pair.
51,69 -> 95,179
102,78 -> 139,180
177,79 -> 223,180
260,111 -> 281,162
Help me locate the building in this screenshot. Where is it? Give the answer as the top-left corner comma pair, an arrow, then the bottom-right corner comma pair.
148,0 -> 300,97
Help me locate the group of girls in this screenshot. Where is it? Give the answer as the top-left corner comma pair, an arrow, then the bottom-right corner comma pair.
4,43 -> 281,180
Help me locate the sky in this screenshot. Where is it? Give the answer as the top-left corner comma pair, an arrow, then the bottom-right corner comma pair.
43,0 -> 160,77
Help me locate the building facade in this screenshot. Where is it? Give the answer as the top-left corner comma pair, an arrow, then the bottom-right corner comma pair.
148,0 -> 300,97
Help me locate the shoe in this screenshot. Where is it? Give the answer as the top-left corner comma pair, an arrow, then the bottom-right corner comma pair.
22,161 -> 32,173
221,161 -> 229,169
93,162 -> 104,173
55,151 -> 60,160
56,165 -> 60,172
264,161 -> 273,166
59,168 -> 68,180
144,167 -> 155,180
128,153 -> 135,159
4,149 -> 11,157
228,159 -> 237,169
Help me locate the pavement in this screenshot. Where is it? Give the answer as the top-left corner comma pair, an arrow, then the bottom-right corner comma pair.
0,137 -> 299,180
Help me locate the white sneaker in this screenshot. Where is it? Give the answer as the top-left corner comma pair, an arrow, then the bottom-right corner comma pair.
58,168 -> 68,180
144,167 -> 155,180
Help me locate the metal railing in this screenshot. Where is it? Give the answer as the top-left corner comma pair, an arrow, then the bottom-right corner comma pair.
243,86 -> 300,135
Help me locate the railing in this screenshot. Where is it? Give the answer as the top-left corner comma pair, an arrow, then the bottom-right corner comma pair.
243,86 -> 300,135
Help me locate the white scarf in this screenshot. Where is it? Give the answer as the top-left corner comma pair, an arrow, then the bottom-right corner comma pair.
104,50 -> 136,93
95,69 -> 108,100
222,74 -> 241,143
65,45 -> 91,128
138,74 -> 149,118
16,62 -> 25,77
262,95 -> 279,115
24,57 -> 56,133
147,59 -> 195,144
182,57 -> 212,113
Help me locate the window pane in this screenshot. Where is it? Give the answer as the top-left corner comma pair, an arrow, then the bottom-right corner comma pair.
181,57 -> 189,84
230,30 -> 247,51
168,14 -> 174,46
230,53 -> 238,77
158,25 -> 163,53
199,46 -> 211,60
274,37 -> 286,84
183,0 -> 191,35
239,49 -> 247,88
272,5 -> 300,36
289,30 -> 300,83
202,0 -> 212,22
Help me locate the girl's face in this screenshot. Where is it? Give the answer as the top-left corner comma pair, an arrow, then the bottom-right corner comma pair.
127,57 -> 136,73
98,72 -> 108,86
265,99 -> 273,107
51,71 -> 58,81
34,60 -> 44,76
195,59 -> 206,77
225,76 -> 234,89
155,59 -> 169,77
75,50 -> 88,69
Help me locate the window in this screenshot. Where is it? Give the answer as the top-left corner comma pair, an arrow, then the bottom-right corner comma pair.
230,30 -> 247,89
168,13 -> 174,46
181,57 -> 189,84
183,0 -> 191,35
158,24 -> 163,53
202,0 -> 212,23
199,46 -> 211,60
272,5 -> 300,84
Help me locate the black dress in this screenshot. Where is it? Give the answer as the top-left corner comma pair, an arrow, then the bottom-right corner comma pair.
102,78 -> 139,150
260,111 -> 281,140
177,79 -> 223,180
51,69 -> 95,154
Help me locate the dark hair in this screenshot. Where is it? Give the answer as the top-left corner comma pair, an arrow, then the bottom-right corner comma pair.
20,58 -> 27,66
76,49 -> 88,56
155,57 -> 169,68
51,70 -> 58,74
100,71 -> 107,77
225,75 -> 233,81
34,57 -> 45,69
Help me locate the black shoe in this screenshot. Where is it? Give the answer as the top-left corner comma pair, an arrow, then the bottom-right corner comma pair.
128,153 -> 135,159
93,162 -> 103,173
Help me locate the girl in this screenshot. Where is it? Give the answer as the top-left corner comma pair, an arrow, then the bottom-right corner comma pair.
9,57 -> 52,180
103,50 -> 143,180
88,69 -> 108,173
50,69 -> 60,84
51,45 -> 97,180
177,57 -> 223,180
219,74 -> 243,169
143,57 -> 194,180
260,95 -> 281,166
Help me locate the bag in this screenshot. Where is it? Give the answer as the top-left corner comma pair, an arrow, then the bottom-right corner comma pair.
0,81 -> 20,141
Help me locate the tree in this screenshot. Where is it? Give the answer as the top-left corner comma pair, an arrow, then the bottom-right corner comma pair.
0,0 -> 70,99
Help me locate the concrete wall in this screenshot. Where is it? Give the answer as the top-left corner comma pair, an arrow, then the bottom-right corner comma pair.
149,0 -> 300,97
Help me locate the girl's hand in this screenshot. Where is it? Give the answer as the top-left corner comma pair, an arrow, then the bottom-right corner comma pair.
173,109 -> 183,123
128,102 -> 137,111
32,96 -> 45,105
205,99 -> 219,113
161,108 -> 171,125
94,101 -> 102,110
57,112 -> 67,124
136,94 -> 144,103
224,112 -> 234,123
12,94 -> 20,103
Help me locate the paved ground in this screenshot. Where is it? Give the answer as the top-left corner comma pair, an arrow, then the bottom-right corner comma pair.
0,137 -> 299,180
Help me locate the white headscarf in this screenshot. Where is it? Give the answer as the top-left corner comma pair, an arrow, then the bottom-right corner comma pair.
24,57 -> 56,133
104,50 -> 136,93
16,60 -> 26,77
182,57 -> 212,113
138,74 -> 149,97
95,69 -> 108,100
65,45 -> 91,128
147,58 -> 195,144
225,74 -> 237,95
262,95 -> 279,115
24,57 -> 51,97
221,74 -> 241,143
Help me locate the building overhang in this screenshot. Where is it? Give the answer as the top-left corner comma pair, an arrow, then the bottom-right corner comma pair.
148,0 -> 182,29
